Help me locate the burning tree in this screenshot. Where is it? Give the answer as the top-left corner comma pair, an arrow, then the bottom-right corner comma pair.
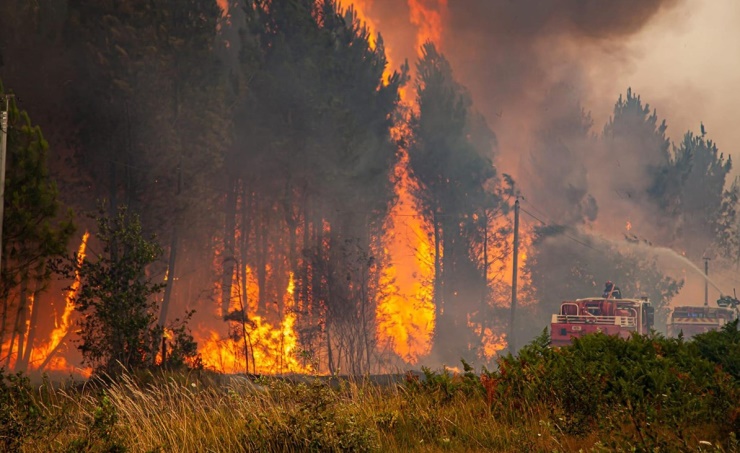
214,0 -> 405,374
64,0 -> 229,323
61,206 -> 197,375
0,84 -> 75,372
407,43 -> 505,363
671,131 -> 733,260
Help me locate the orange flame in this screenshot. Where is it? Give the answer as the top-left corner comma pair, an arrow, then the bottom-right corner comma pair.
376,150 -> 435,363
407,0 -> 447,54
198,268 -> 311,375
338,0 -> 402,93
29,231 -> 91,376
216,0 -> 228,17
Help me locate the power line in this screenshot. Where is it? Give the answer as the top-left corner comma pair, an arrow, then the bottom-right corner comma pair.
518,195 -> 552,223
518,200 -> 605,254
518,206 -> 547,226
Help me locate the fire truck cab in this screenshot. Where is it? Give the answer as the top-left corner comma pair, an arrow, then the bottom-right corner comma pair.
550,297 -> 654,347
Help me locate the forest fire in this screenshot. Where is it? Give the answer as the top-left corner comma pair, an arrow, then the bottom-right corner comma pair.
4,0 -> 718,386
10,231 -> 93,377
198,268 -> 310,375
407,0 -> 447,52
376,151 -> 435,363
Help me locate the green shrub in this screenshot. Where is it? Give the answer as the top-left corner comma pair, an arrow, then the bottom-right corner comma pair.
65,391 -> 126,453
692,320 -> 740,381
0,369 -> 45,452
241,379 -> 378,452
488,329 -> 740,450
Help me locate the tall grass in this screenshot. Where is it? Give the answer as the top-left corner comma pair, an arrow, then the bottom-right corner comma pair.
19,372 -> 576,452
4,323 -> 739,452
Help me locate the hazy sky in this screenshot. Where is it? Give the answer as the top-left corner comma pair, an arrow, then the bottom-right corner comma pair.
594,0 -> 740,176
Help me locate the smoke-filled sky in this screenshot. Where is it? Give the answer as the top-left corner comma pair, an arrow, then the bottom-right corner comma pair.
348,0 -> 739,178
612,0 -> 740,176
344,0 -> 740,305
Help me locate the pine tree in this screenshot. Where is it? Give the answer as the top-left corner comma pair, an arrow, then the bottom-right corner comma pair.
408,43 -> 501,362
0,83 -> 75,371
673,130 -> 731,260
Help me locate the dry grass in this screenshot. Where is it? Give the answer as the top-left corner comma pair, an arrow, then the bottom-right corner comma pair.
10,369 -> 736,453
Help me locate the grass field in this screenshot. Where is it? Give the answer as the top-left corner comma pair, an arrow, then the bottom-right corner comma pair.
3,325 -> 739,452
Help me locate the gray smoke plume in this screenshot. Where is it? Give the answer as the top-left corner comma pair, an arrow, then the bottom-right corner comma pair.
441,0 -> 684,211
436,1 -> 740,315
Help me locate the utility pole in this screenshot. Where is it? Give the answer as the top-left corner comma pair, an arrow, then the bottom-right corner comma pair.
704,257 -> 710,307
157,155 -> 183,365
481,208 -> 488,326
0,94 -> 13,277
509,197 -> 520,353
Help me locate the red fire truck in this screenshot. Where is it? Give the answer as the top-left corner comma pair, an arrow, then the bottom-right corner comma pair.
667,304 -> 737,339
550,297 -> 655,347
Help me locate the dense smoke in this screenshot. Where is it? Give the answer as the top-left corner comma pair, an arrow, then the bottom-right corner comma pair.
432,1 -> 738,310
440,0 -> 678,201
1,0 -> 736,377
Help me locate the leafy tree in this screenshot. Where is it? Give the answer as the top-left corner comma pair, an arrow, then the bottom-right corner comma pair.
64,0 -> 229,343
66,206 -> 164,374
714,178 -> 740,265
0,83 -> 75,371
529,82 -> 596,226
407,43 -> 501,361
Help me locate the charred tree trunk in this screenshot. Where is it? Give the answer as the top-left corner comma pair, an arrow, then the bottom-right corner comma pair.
18,287 -> 40,371
301,197 -> 310,313
433,210 -> 442,321
326,325 -> 334,375
159,156 -> 183,337
158,226 -> 178,334
13,286 -> 29,371
6,281 -> 27,368
37,330 -> 69,373
109,157 -> 118,219
256,200 -> 268,314
0,257 -> 9,362
0,299 -> 7,362
240,181 -> 252,313
442,223 -> 457,314
481,210 -> 489,332
222,175 -> 238,316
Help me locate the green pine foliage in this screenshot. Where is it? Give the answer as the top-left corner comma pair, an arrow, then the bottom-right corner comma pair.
408,43 -> 505,362
0,81 -> 75,372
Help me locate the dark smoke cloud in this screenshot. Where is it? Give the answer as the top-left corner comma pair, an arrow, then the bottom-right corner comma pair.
448,1 -> 680,39
443,0 -> 681,121
436,0 -> 734,315
440,0 -> 684,217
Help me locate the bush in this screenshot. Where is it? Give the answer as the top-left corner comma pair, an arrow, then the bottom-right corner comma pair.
65,391 -> 127,453
241,379 -> 378,452
0,369 -> 45,452
488,329 -> 740,450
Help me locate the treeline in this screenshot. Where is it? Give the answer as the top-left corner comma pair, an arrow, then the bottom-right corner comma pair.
521,88 -> 739,338
0,0 -> 510,374
0,0 -> 738,375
